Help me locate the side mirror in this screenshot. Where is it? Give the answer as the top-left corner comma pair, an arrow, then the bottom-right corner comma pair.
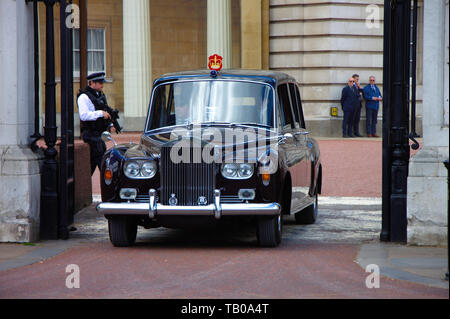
101,131 -> 117,146
278,133 -> 294,145
283,132 -> 294,143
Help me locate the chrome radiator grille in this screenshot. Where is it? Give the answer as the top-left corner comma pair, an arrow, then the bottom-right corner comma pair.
160,146 -> 215,206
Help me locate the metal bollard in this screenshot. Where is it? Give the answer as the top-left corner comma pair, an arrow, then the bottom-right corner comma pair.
444,159 -> 449,281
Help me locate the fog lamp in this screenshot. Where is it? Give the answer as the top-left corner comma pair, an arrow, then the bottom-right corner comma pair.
119,188 -> 137,201
238,189 -> 255,200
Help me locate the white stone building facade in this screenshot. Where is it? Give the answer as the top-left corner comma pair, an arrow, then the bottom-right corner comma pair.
407,0 -> 449,246
269,0 -> 423,136
0,0 -> 42,242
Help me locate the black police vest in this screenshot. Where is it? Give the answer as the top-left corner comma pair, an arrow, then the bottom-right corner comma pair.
78,86 -> 108,135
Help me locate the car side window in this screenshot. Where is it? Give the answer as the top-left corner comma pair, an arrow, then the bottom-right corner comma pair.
289,83 -> 306,129
277,84 -> 295,130
288,83 -> 301,128
149,84 -> 175,129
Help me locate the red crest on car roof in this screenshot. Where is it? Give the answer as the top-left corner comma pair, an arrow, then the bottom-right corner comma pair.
208,54 -> 223,71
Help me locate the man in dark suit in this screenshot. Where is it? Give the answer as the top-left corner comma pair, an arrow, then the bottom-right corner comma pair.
340,77 -> 360,137
352,74 -> 364,137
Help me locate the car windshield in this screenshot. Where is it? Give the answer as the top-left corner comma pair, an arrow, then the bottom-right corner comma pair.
147,80 -> 274,130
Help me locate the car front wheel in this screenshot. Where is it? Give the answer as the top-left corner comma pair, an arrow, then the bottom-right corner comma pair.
256,215 -> 282,247
108,216 -> 137,247
295,194 -> 318,225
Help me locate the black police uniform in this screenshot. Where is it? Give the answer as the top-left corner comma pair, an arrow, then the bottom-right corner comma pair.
77,72 -> 109,175
353,84 -> 364,136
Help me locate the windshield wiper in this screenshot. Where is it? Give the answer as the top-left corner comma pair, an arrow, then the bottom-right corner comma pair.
200,121 -> 271,129
236,122 -> 272,129
201,121 -> 233,125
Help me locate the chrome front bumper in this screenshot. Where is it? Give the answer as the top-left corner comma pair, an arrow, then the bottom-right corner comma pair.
96,189 -> 280,219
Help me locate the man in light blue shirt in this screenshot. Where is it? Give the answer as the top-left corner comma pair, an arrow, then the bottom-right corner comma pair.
363,76 -> 382,137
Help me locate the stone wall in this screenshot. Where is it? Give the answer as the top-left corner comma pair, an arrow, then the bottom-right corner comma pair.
407,0 -> 449,246
0,0 -> 43,242
269,0 -> 423,137
56,141 -> 92,214
150,0 -> 208,80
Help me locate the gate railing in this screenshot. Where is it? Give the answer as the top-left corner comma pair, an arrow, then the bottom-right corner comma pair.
28,0 -> 76,240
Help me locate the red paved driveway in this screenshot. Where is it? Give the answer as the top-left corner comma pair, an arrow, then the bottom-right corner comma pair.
22,135 -> 439,299
0,238 -> 446,299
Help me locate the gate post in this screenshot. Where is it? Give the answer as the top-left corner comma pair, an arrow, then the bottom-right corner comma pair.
59,0 -> 69,239
381,0 -> 392,241
444,160 -> 449,281
40,0 -> 59,239
381,0 -> 411,242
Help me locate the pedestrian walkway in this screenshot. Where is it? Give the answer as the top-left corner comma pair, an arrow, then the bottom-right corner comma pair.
358,243 -> 448,289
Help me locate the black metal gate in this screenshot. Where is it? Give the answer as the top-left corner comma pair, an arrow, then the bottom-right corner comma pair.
58,0 -> 76,239
29,0 -> 76,240
381,0 -> 421,243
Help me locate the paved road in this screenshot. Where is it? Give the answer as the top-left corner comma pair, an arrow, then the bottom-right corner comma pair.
0,196 -> 447,299
2,136 -> 444,299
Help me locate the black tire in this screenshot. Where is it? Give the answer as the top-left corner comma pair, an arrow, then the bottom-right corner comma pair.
108,217 -> 137,247
257,215 -> 282,247
295,194 -> 318,225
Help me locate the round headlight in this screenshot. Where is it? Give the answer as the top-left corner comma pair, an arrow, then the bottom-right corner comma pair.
239,163 -> 254,178
221,163 -> 254,179
124,161 -> 140,178
141,161 -> 157,178
221,163 -> 238,178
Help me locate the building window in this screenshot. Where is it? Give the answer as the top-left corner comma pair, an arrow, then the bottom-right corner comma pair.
73,28 -> 106,77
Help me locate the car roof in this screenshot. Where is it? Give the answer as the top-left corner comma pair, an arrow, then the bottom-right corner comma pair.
153,69 -> 297,87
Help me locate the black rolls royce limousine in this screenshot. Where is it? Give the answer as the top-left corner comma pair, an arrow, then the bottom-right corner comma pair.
97,69 -> 322,247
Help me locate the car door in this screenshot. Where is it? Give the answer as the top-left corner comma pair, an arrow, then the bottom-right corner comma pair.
288,82 -> 311,211
277,83 -> 308,213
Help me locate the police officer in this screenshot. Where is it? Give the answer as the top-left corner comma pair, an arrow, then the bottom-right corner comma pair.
77,72 -> 113,175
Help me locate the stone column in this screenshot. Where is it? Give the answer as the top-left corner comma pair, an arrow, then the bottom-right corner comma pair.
0,0 -> 42,242
407,0 -> 449,245
240,0 -> 262,69
207,0 -> 232,69
261,0 -> 270,70
123,0 -> 152,130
